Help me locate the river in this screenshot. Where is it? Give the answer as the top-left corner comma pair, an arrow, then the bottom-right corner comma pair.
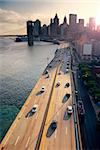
0,37 -> 58,141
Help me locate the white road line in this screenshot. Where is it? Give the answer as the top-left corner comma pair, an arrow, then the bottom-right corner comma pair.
25,137 -> 30,148
4,131 -> 13,145
4,114 -> 22,145
54,130 -> 57,138
66,127 -> 67,135
36,113 -> 38,119
14,136 -> 20,146
57,112 -> 59,116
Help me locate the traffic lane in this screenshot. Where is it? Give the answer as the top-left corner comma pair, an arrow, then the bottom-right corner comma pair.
45,75 -> 75,150
46,103 -> 75,150
40,73 -> 75,150
1,68 -> 57,150
39,69 -> 60,150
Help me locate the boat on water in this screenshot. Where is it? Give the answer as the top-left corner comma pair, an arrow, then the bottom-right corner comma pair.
15,36 -> 40,42
15,36 -> 28,42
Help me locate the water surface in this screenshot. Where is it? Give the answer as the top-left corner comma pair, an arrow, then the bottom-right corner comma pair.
0,37 -> 57,141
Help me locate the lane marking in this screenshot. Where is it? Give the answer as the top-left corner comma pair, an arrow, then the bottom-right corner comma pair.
4,112 -> 23,145
35,113 -> 38,119
4,131 -> 13,145
57,112 -> 59,116
14,136 -> 20,146
25,137 -> 30,148
66,127 -> 67,135
54,130 -> 57,138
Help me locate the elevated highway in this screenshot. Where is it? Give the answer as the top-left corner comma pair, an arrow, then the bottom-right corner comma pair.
0,45 -> 82,150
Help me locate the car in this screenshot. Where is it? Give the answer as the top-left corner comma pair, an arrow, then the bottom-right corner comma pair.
66,66 -> 69,69
66,93 -> 70,98
25,104 -> 38,117
65,82 -> 70,87
66,68 -> 69,73
75,90 -> 78,95
31,104 -> 38,113
46,74 -> 49,78
45,70 -> 48,74
41,86 -> 45,92
56,81 -> 60,86
58,71 -> 61,75
67,106 -> 73,114
78,75 -> 80,79
51,120 -> 57,130
49,65 -> 52,68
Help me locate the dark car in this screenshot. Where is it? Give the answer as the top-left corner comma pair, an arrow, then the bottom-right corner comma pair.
65,82 -> 70,88
45,70 -> 48,74
51,121 -> 57,130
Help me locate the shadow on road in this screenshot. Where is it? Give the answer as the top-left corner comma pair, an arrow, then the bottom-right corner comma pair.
25,111 -> 35,118
36,91 -> 44,96
63,111 -> 71,120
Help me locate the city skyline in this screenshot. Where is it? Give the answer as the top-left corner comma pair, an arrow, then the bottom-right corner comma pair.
0,0 -> 100,35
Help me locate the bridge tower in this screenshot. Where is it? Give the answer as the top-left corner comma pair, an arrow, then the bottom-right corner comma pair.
27,20 -> 34,46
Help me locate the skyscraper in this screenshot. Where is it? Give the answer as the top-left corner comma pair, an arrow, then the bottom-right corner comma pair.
69,14 -> 77,26
78,19 -> 84,31
50,14 -> 59,37
89,17 -> 96,31
63,16 -> 67,24
54,13 -> 59,26
34,19 -> 41,36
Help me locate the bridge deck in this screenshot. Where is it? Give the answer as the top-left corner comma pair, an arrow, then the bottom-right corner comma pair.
39,71 -> 76,150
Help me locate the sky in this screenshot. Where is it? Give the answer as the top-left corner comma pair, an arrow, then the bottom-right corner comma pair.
0,0 -> 100,35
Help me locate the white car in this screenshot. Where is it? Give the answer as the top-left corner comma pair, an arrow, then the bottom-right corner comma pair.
67,106 -> 73,114
31,104 -> 38,113
66,68 -> 69,73
26,104 -> 38,117
75,90 -> 78,95
56,81 -> 60,86
41,86 -> 45,92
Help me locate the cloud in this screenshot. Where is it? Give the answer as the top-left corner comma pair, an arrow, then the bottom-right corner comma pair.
0,8 -> 26,24
0,8 -> 27,35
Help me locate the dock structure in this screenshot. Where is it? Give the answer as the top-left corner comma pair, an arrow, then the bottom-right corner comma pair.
0,44 -> 82,150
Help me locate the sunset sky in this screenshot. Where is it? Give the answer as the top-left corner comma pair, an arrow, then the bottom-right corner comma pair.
0,0 -> 100,35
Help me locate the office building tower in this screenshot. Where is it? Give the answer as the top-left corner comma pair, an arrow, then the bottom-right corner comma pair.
34,19 -> 41,36
78,19 -> 84,31
69,14 -> 77,26
89,17 -> 96,31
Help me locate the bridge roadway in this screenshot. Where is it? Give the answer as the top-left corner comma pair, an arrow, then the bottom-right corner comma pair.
39,71 -> 76,150
39,49 -> 76,150
1,46 -> 77,150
